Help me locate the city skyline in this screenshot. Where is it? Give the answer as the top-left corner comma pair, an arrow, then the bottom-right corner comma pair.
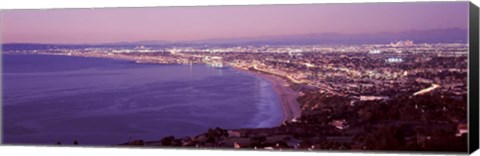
0,2 -> 469,44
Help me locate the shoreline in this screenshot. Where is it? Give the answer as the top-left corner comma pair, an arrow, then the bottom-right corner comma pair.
230,66 -> 302,123
10,52 -> 302,126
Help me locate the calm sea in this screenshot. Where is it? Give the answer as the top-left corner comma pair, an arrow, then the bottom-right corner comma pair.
2,54 -> 283,145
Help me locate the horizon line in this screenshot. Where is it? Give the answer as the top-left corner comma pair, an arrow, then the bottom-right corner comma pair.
1,27 -> 468,45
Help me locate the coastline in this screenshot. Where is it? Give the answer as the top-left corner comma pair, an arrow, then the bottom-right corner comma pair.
10,52 -> 302,131
230,66 -> 302,123
10,52 -> 302,124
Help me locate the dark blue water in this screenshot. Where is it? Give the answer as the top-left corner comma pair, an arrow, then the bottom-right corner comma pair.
2,54 -> 283,145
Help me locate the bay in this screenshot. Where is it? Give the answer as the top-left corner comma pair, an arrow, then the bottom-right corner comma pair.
2,54 -> 283,145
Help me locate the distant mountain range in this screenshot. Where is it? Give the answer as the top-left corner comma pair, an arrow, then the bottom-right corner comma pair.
185,28 -> 468,45
2,28 -> 468,48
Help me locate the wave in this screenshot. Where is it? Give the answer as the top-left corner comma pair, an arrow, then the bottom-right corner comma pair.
249,77 -> 283,128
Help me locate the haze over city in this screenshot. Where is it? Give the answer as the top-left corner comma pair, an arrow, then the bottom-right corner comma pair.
0,2 -> 468,44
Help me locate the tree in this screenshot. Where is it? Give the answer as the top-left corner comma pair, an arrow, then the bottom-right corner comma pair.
363,125 -> 406,150
160,136 -> 175,146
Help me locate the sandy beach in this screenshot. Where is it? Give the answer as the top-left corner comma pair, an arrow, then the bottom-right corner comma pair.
232,66 -> 302,123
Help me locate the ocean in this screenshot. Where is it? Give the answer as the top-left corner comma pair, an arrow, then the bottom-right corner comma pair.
2,54 -> 283,145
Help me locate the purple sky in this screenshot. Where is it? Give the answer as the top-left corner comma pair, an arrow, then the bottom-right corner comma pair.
0,2 -> 469,44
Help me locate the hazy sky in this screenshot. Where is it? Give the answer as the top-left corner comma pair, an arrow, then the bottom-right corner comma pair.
0,2 -> 469,44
